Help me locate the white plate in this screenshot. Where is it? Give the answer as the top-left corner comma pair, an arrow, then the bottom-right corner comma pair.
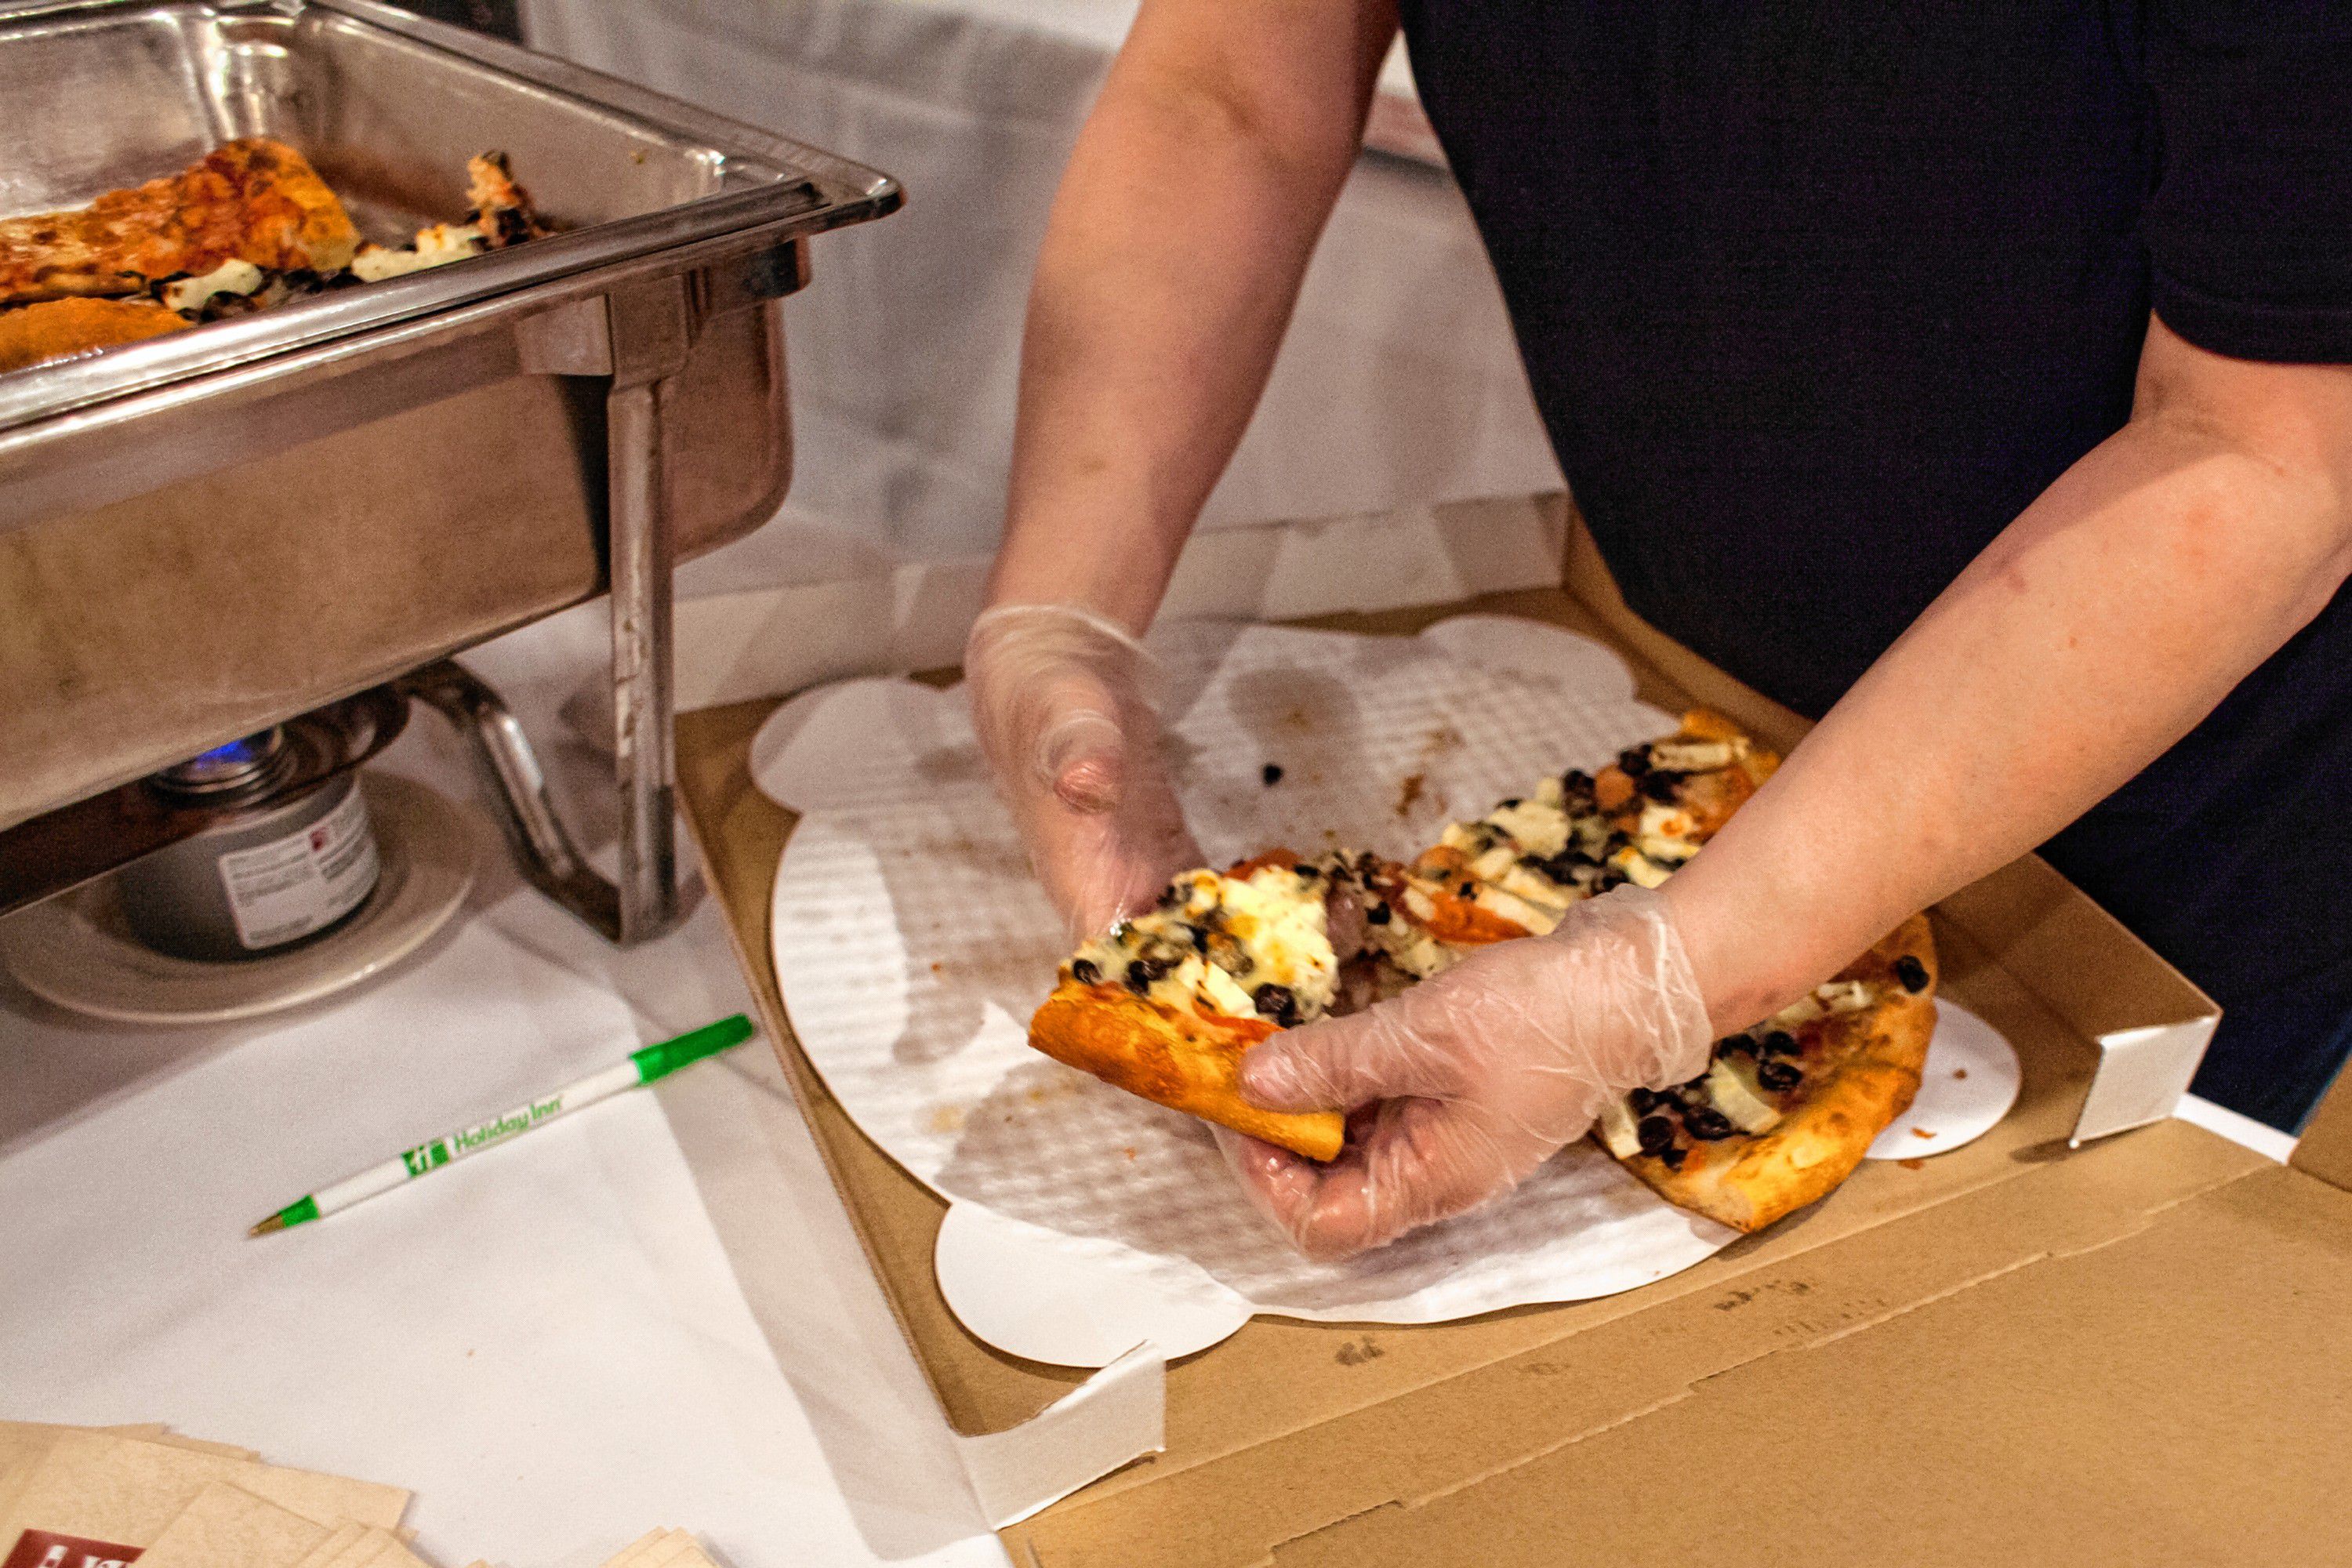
0,773 -> 475,1025
1866,998 -> 2023,1160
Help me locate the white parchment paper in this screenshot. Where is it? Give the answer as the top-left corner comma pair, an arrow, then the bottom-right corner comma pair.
760,619 -> 1742,1365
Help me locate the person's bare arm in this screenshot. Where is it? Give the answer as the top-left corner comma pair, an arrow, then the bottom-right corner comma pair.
985,0 -> 1398,630
1664,316 -> 2352,1034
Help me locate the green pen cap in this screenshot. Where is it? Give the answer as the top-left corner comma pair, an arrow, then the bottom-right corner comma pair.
629,1013 -> 757,1083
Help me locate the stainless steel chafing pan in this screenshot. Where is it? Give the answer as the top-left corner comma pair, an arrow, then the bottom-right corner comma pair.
0,0 -> 899,942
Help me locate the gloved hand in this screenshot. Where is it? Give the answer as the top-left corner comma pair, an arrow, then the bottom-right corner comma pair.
965,603 -> 1202,939
1218,884 -> 1714,1261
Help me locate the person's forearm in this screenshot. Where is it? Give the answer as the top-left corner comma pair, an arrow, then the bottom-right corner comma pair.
1664,322 -> 2352,1034
988,0 -> 1394,630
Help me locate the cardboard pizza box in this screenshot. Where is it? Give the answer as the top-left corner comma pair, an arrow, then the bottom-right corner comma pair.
674,496 -> 2352,1565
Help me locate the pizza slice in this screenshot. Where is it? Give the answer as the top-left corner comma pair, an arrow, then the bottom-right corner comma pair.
1589,916 -> 1936,1231
1025,706 -> 1939,1235
1396,710 -> 1935,1233
0,137 -> 359,307
1026,853 -> 1371,1160
1359,709 -> 1777,978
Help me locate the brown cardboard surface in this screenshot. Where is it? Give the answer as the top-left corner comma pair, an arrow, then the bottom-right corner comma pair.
2290,1062 -> 2352,1192
677,568 -> 2328,1568
1012,1119 -> 2268,1568
1275,1161 -> 2352,1566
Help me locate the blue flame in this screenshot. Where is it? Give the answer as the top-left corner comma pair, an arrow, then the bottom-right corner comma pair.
191,735 -> 274,768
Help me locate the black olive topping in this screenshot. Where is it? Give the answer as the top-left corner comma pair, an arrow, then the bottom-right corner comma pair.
1659,1145 -> 1688,1170
1717,1035 -> 1756,1058
1189,924 -> 1210,953
1617,747 -> 1651,778
1261,763 -> 1284,786
1636,1114 -> 1678,1155
1498,797 -> 1523,810
1762,1029 -> 1800,1058
1525,849 -> 1595,885
1628,1085 -> 1661,1112
1070,957 -> 1101,985
1682,1105 -> 1736,1141
1757,1058 -> 1803,1092
1894,954 -> 1929,993
1641,769 -> 1685,803
1679,1072 -> 1711,1092
1123,960 -> 1153,996
1366,902 -> 1392,926
1560,768 -> 1595,800
1252,983 -> 1300,1025
1156,880 -> 1185,910
1297,864 -> 1322,884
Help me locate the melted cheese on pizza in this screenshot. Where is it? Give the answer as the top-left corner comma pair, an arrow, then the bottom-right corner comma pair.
350,223 -> 487,281
1066,862 -> 1339,1024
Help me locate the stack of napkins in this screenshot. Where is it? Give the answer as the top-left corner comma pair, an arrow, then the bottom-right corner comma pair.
593,1530 -> 721,1568
0,1422 -> 721,1568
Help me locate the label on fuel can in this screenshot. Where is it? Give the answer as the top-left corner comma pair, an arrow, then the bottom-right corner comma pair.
215,784 -> 381,949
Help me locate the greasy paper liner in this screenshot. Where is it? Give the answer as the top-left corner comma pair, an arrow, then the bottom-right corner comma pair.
762,619 -> 1740,1359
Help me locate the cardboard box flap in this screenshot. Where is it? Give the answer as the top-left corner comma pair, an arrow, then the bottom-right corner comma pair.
1008,1120 -> 2270,1568
1934,860 -> 2218,1145
2290,1060 -> 2352,1192
1267,1158 -> 2352,1568
956,1347 -> 1165,1529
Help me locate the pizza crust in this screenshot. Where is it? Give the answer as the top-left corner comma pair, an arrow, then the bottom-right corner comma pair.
1029,979 -> 1345,1160
0,296 -> 188,372
1610,914 -> 1936,1232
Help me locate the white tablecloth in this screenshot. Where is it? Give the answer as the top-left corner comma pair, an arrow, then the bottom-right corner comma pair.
517,0 -> 1562,600
0,711 -> 1006,1568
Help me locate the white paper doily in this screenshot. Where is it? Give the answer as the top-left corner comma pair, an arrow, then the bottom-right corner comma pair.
760,619 -> 1760,1365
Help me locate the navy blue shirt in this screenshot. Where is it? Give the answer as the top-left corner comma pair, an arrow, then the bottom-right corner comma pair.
1399,0 -> 2352,1128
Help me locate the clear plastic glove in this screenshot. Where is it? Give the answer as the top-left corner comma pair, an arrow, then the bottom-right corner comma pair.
1218,884 -> 1713,1261
965,603 -> 1202,939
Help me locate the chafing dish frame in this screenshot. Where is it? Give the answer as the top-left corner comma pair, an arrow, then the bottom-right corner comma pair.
0,0 -> 902,946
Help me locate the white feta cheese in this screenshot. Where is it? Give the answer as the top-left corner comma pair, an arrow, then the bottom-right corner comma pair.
1704,1058 -> 1784,1133
1487,797 -> 1571,858
1610,847 -> 1673,889
1595,1096 -> 1646,1159
1647,739 -> 1740,774
349,222 -> 488,282
1814,979 -> 1876,1014
160,258 -> 263,314
1471,881 -> 1559,935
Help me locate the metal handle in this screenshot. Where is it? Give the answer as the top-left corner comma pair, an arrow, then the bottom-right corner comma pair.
397,660 -> 625,939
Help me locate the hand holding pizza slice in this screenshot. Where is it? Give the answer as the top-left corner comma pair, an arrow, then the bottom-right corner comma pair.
1024,710 -> 1940,1254
1218,884 -> 1714,1261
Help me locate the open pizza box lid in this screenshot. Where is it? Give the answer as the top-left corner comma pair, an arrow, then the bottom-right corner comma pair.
674,495 -> 2352,1565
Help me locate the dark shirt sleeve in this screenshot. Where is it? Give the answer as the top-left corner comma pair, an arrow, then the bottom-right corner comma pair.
2143,0 -> 2352,362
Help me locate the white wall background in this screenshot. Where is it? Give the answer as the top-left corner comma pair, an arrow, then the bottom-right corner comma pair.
517,0 -> 1562,617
